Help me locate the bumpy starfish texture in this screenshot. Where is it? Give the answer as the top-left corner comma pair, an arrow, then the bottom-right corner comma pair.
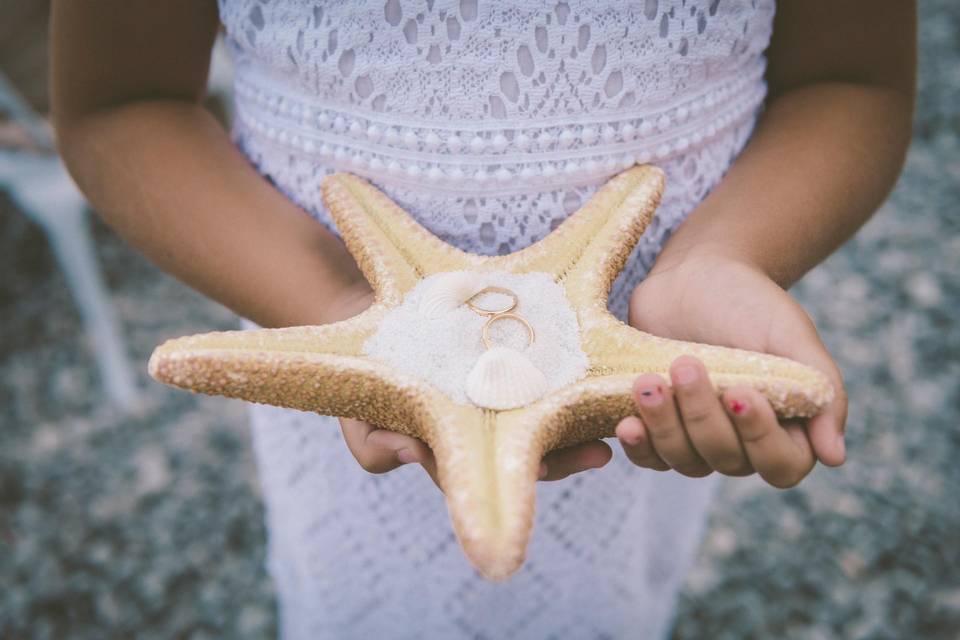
149,165 -> 833,581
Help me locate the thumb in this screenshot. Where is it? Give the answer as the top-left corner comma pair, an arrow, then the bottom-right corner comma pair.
772,305 -> 849,467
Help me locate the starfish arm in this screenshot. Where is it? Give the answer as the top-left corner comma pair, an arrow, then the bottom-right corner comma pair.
321,173 -> 478,303
492,165 -> 664,291
426,405 -> 545,582
150,304 -> 383,360
581,312 -> 835,419
429,378 -> 644,582
147,305 -> 450,428
429,380 -> 646,582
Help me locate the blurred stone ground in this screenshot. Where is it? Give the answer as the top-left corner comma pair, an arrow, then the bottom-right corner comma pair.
1,3 -> 958,639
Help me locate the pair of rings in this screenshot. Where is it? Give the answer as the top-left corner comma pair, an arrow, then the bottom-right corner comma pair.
465,286 -> 536,350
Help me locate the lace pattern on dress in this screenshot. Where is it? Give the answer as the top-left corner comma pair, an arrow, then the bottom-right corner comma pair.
231,61 -> 765,196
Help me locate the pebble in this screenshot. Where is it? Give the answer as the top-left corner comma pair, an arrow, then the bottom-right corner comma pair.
905,271 -> 943,307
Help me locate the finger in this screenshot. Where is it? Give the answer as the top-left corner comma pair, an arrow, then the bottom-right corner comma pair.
366,427 -> 442,491
616,415 -> 670,471
793,355 -> 847,466
339,417 -> 425,474
807,408 -> 846,467
769,305 -> 849,466
418,449 -> 442,492
723,386 -> 816,489
633,373 -> 712,477
540,440 -> 612,481
669,356 -> 752,476
340,418 -> 401,474
802,359 -> 847,466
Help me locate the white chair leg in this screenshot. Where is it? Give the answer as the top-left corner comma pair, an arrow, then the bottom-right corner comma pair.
1,69 -> 140,411
4,153 -> 141,411
43,205 -> 141,410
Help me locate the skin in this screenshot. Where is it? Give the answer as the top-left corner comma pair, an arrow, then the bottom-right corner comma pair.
51,1 -> 915,490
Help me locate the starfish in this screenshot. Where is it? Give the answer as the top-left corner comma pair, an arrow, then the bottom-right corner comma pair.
149,165 -> 832,581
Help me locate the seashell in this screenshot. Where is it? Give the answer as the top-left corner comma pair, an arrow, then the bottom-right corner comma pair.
465,346 -> 549,410
419,271 -> 485,318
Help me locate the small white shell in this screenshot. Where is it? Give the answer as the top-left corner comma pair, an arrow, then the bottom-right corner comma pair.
465,346 -> 549,410
419,271 -> 485,318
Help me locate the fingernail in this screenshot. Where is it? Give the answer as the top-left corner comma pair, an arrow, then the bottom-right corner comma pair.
835,434 -> 846,458
729,399 -> 749,416
620,420 -> 644,445
637,385 -> 663,407
538,462 -> 548,479
674,364 -> 698,386
396,448 -> 417,464
622,429 -> 643,446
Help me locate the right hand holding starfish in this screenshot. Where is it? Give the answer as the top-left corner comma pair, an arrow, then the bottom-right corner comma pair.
615,251 -> 848,488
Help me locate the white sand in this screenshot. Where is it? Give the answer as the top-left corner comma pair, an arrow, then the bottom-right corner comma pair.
363,270 -> 589,406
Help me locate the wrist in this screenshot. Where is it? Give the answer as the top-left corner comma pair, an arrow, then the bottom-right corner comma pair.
649,239 -> 766,281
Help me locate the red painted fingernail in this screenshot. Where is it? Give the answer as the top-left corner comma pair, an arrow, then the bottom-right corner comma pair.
729,399 -> 749,415
637,385 -> 663,407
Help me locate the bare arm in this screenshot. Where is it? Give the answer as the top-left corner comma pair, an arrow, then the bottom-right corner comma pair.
651,0 -> 916,287
50,0 -> 371,328
51,0 -> 441,483
615,2 -> 916,483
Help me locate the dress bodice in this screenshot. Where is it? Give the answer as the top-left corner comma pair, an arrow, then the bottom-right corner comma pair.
218,1 -> 775,323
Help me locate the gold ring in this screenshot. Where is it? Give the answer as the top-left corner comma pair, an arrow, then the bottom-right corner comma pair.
466,286 -> 518,317
481,312 -> 536,350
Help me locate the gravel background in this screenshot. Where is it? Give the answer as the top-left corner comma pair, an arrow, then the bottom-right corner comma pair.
1,3 -> 958,639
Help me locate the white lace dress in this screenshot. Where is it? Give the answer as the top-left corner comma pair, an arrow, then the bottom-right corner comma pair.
218,1 -> 775,637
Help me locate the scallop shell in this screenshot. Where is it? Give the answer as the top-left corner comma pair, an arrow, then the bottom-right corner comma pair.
419,271 -> 485,318
465,346 -> 549,410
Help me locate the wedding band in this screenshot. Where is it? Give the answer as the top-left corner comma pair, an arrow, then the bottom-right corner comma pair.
466,286 -> 518,316
481,312 -> 536,350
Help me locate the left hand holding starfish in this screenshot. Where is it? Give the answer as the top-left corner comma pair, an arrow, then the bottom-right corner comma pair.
613,250 -> 848,488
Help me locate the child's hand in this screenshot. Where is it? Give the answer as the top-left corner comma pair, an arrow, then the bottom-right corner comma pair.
614,251 -> 848,488
339,417 -> 442,487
